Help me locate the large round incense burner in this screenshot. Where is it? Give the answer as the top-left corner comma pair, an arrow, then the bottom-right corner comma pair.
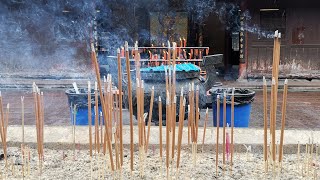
139,63 -> 201,81
124,64 -> 207,125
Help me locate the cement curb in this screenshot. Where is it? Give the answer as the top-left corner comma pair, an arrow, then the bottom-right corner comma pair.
4,125 -> 319,153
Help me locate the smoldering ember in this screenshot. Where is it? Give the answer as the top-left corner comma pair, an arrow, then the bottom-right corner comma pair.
0,0 -> 320,179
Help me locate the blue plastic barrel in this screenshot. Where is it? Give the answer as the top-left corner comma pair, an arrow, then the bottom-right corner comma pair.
70,106 -> 103,125
213,103 -> 252,127
66,88 -> 102,125
211,88 -> 255,128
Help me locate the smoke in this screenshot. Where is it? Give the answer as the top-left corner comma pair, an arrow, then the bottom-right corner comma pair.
0,0 -> 100,76
185,0 -> 274,38
0,0 -> 276,78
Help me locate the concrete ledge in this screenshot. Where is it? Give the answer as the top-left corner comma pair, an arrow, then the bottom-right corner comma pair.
6,125 -> 319,146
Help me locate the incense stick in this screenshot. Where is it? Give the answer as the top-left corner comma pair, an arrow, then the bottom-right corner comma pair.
73,104 -> 77,159
158,96 -> 163,177
279,79 -> 288,165
21,96 -> 25,146
176,95 -> 186,174
230,88 -> 235,168
263,77 -> 268,172
88,82 -> 93,157
171,95 -> 176,160
0,91 -> 7,165
117,48 -> 124,166
271,78 -> 276,166
124,42 -> 134,173
202,107 -> 209,152
166,90 -> 170,178
216,94 -> 220,175
94,82 -> 99,153
223,92 -> 226,170
146,86 -> 154,153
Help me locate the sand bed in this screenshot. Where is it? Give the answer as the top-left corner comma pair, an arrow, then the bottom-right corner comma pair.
0,146 -> 319,179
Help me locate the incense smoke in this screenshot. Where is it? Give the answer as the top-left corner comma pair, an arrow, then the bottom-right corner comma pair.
0,0 -> 275,78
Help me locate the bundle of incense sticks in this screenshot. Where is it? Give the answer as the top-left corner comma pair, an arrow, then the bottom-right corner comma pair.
0,91 -> 8,165
270,31 -> 281,169
91,43 -> 114,172
32,83 -> 44,174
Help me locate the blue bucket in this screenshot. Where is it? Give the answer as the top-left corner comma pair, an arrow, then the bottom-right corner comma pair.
66,88 -> 103,125
211,88 -> 255,128
213,103 -> 252,127
70,106 -> 103,125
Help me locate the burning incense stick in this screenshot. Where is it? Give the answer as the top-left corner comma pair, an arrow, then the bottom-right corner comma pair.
91,43 -> 114,171
216,94 -> 220,175
88,81 -> 92,157
116,48 -> 124,166
146,86 -> 154,153
124,42 -> 134,173
202,107 -> 209,152
279,79 -> 288,164
262,77 -> 269,173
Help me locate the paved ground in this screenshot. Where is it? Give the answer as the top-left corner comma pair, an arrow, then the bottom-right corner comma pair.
1,88 -> 320,129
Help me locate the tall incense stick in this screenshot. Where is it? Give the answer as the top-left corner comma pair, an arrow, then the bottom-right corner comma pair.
116,48 -> 124,166
271,78 -> 276,165
230,88 -> 235,168
94,82 -> 99,153
88,82 -> 92,157
21,96 -> 24,147
176,96 -> 186,174
216,94 -> 220,175
124,42 -> 134,173
223,92 -> 226,169
171,95 -> 176,160
0,91 -> 7,165
146,86 -> 154,153
278,79 -> 288,164
166,90 -> 171,178
263,77 -> 268,172
202,107 -> 209,152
